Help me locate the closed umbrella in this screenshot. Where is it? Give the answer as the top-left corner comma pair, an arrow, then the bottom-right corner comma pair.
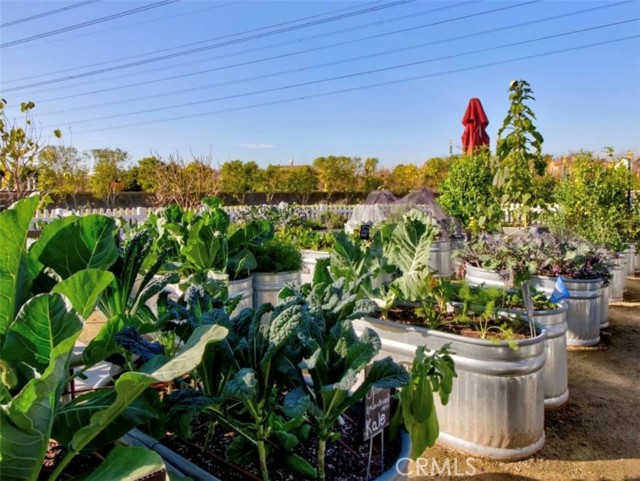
461,98 -> 490,155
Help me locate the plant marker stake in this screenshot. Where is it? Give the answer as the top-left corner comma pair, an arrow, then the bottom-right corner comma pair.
380,433 -> 384,471
366,436 -> 373,481
522,281 -> 536,337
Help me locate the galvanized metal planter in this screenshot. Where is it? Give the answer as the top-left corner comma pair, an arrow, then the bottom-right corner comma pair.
532,276 -> 603,346
464,264 -> 507,289
609,257 -> 626,302
600,284 -> 611,329
504,303 -> 569,408
624,246 -> 636,276
252,271 -> 300,308
429,239 -> 453,277
352,317 -> 546,460
300,249 -> 330,284
229,276 -> 253,315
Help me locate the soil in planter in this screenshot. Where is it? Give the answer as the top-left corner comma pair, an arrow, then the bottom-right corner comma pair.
383,307 -> 531,342
163,406 -> 401,481
39,441 -> 113,480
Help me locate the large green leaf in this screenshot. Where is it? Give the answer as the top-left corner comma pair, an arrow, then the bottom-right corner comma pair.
65,372 -> 157,454
52,388 -> 160,452
52,269 -> 115,319
82,314 -> 126,368
0,334 -> 78,481
69,324 -> 228,454
1,293 -> 83,378
0,194 -> 39,339
37,214 -> 118,279
28,215 -> 78,261
146,324 -> 229,382
73,445 -> 167,481
385,209 -> 436,301
181,219 -> 223,271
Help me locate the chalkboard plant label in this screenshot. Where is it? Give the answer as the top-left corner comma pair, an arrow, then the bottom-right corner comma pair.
360,224 -> 371,240
363,386 -> 391,441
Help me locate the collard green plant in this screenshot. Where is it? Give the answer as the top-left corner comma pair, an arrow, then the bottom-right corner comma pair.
381,209 -> 438,309
0,196 -> 160,480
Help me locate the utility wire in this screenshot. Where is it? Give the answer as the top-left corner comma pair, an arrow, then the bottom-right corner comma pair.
4,0 -> 384,80
48,19 -> 639,127
13,0 -> 475,94
4,1 -> 245,50
69,35 -> 638,136
0,0 -> 179,49
0,0 -> 101,28
0,0 -> 418,91
34,1 -> 629,107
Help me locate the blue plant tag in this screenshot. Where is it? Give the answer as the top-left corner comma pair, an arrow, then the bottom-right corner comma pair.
549,276 -> 570,303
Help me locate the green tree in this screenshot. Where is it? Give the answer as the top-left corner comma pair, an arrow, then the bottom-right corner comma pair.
37,145 -> 88,208
359,157 -> 384,193
421,156 -> 457,190
281,165 -> 318,204
312,155 -> 362,199
493,80 -> 546,226
1,99 -> 61,203
87,148 -> 130,208
385,163 -> 422,196
125,156 -> 164,193
220,159 -> 260,204
255,164 -> 285,203
439,150 -> 503,233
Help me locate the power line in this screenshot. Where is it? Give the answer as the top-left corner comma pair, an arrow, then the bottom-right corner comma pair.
69,35 -> 638,136
0,0 -> 101,28
34,1 -> 629,108
4,1 -> 245,50
14,0 -> 476,95
47,19 -> 639,127
3,0 -> 384,80
0,0 -> 179,49
0,0 -> 416,91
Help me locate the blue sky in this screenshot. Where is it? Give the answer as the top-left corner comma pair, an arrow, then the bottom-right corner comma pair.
1,0 -> 639,169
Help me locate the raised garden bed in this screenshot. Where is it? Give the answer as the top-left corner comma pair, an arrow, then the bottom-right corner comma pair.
352,315 -> 546,461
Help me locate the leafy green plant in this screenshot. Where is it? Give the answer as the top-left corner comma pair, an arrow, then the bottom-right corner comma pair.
280,278 -> 408,481
550,151 -> 635,247
381,209 -> 438,309
439,150 -> 503,233
389,345 -> 456,459
0,195 -> 222,481
252,238 -> 303,273
278,225 -> 336,251
493,80 -> 546,227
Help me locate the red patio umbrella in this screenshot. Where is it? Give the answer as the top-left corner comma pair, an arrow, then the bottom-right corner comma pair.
461,98 -> 490,155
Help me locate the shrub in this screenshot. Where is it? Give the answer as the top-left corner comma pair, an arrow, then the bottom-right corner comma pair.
252,238 -> 303,272
439,150 -> 502,233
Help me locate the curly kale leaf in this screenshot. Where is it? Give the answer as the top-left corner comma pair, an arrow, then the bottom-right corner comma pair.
115,326 -> 164,362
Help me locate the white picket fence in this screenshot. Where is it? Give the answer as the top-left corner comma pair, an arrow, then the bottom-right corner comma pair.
30,202 -> 558,231
30,204 -> 359,231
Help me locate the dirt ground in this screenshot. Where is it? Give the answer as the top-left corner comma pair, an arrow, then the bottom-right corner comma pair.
410,276 -> 640,481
